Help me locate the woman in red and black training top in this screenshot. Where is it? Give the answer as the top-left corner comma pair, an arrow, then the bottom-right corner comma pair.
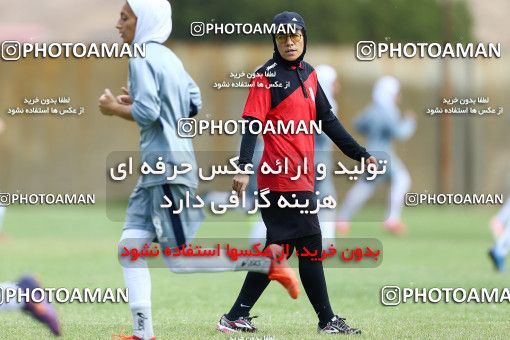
217,11 -> 377,335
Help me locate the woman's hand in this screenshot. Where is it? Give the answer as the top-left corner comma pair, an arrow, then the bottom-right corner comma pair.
365,156 -> 378,166
99,89 -> 118,116
232,174 -> 250,197
116,86 -> 133,105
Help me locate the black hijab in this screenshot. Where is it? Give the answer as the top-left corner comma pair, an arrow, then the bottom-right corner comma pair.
271,11 -> 307,67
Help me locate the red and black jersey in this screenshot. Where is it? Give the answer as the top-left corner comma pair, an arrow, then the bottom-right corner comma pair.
239,58 -> 370,193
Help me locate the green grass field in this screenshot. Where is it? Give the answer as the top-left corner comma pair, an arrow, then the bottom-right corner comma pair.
0,203 -> 509,339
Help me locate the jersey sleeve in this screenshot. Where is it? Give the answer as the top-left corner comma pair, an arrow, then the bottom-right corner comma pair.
317,109 -> 371,162
241,74 -> 271,123
129,57 -> 161,128
238,116 -> 260,168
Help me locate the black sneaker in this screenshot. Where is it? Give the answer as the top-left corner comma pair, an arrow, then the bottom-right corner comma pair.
318,315 -> 362,334
216,314 -> 258,333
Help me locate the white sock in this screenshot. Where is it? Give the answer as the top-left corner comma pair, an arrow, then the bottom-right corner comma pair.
120,229 -> 155,339
0,282 -> 24,311
249,218 -> 266,246
318,206 -> 335,249
131,305 -> 154,340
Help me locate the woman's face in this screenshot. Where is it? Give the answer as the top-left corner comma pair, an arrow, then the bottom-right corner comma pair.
116,2 -> 137,44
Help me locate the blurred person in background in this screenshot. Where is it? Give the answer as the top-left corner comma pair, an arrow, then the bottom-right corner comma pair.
313,64 -> 340,248
489,198 -> 510,239
0,118 -> 6,239
486,112 -> 510,271
489,197 -> 510,271
336,76 -> 416,235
